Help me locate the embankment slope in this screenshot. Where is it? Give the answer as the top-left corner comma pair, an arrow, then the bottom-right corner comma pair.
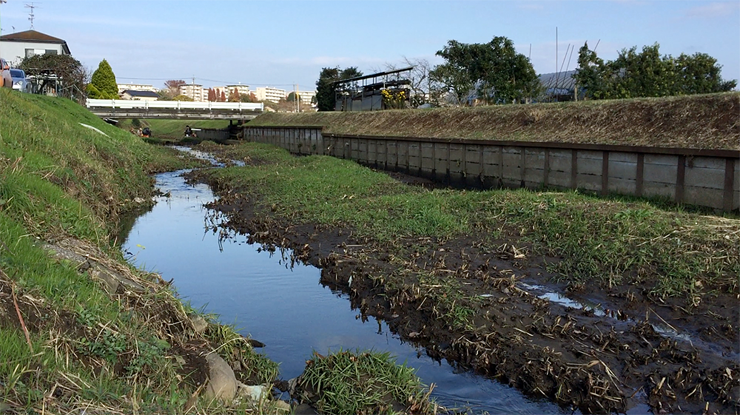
250,92 -> 740,150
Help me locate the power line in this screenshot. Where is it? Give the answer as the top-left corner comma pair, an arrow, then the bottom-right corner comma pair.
117,75 -> 303,88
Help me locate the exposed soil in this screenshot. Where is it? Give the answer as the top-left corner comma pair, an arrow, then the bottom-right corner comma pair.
187,164 -> 740,415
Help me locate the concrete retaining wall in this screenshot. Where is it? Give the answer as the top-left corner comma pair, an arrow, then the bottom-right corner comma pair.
243,126 -> 739,212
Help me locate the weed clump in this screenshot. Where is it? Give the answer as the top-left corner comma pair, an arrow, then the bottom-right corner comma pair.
296,349 -> 434,415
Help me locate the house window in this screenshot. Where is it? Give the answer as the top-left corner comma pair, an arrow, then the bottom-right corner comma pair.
45,50 -> 58,55
25,48 -> 35,58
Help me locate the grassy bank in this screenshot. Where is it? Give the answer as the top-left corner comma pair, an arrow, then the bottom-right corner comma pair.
0,90 -> 281,413
0,91 -> 437,415
249,92 -> 740,150
198,141 -> 739,302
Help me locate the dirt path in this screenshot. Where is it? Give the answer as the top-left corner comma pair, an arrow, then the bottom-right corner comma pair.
188,167 -> 739,415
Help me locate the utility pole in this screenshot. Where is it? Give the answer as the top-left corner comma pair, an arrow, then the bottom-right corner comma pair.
293,84 -> 301,112
0,0 -> 7,40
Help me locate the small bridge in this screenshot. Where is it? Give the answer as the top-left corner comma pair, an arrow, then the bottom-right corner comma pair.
86,99 -> 264,120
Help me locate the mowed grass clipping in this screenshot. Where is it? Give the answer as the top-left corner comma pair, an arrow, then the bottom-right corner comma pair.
200,141 -> 740,300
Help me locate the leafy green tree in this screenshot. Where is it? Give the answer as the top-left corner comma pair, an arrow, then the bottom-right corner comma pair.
430,40 -> 476,105
87,59 -> 118,99
287,91 -> 301,102
573,42 -> 609,99
674,52 -> 737,94
473,37 -> 539,104
315,66 -> 364,111
430,37 -> 538,105
316,68 -> 340,111
575,42 -> 736,99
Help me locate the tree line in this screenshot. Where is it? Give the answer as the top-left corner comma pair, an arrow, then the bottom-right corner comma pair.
315,36 -> 736,110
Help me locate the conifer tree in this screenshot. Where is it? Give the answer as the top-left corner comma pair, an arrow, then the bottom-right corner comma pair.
88,59 -> 118,99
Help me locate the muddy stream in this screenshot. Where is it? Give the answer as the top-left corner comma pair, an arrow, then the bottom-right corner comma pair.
116,148 -> 596,414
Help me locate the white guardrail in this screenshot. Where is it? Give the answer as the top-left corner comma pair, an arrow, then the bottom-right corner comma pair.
86,99 -> 264,112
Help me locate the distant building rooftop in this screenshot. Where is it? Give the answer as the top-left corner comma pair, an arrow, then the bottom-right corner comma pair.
122,90 -> 159,98
0,30 -> 71,55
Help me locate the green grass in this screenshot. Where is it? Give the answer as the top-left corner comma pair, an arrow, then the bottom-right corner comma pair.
199,142 -> 740,301
298,349 -> 433,415
0,90 -> 280,413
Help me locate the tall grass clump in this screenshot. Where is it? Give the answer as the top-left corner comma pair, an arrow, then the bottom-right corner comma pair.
297,349 -> 433,415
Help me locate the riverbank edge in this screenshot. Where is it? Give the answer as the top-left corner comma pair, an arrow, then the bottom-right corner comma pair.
0,91 -> 299,414
185,140 -> 739,415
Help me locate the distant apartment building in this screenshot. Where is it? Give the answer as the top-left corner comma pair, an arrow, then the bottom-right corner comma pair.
296,90 -> 316,106
118,83 -> 157,94
253,86 -> 287,103
179,83 -> 206,102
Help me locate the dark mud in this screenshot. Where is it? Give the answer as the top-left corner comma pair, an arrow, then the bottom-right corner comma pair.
186,165 -> 739,415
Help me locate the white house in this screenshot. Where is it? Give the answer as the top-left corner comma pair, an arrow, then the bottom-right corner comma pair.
0,30 -> 71,65
121,90 -> 159,101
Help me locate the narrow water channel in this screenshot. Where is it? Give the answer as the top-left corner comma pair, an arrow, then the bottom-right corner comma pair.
120,153 -> 577,414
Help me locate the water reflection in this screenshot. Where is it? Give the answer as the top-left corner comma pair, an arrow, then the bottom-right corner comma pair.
121,166 -> 577,414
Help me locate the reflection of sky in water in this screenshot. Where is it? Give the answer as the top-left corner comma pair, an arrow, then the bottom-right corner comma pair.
122,167 -> 579,414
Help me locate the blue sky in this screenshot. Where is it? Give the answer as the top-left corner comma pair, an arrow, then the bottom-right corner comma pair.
1,0 -> 738,92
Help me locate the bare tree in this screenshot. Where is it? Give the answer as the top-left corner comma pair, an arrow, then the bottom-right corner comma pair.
382,57 -> 433,108
160,80 -> 186,100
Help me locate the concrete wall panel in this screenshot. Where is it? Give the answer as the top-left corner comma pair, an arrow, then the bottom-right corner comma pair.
576,151 -> 603,175
684,165 -> 726,189
549,150 -> 572,172
608,160 -> 638,181
684,187 -> 723,210
609,178 -> 637,194
481,146 -> 501,179
450,144 -> 465,174
398,142 -> 410,170
408,142 -> 421,170
643,182 -> 674,199
388,142 -> 398,167
421,143 -> 434,173
245,127 -> 738,212
434,143 -> 449,173
547,171 -> 572,188
501,147 -> 522,181
644,155 -> 679,184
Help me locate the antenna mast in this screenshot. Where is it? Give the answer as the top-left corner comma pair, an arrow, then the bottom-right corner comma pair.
26,2 -> 39,29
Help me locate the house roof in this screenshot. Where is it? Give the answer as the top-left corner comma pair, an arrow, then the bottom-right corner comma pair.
122,90 -> 159,98
0,30 -> 71,55
539,70 -> 577,90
